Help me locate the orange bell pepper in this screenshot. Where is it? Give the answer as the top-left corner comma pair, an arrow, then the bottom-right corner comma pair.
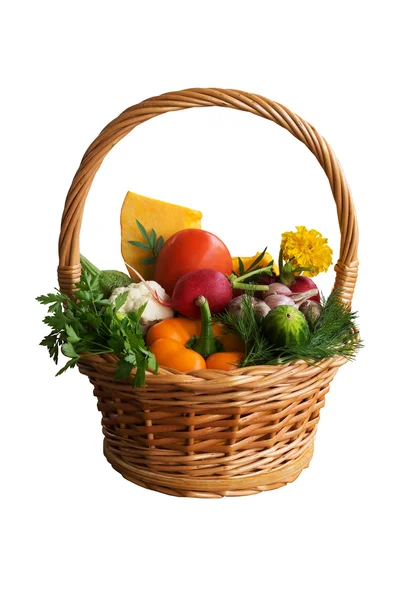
146,297 -> 244,373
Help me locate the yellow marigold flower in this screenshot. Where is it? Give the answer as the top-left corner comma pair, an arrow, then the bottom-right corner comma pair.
281,226 -> 333,276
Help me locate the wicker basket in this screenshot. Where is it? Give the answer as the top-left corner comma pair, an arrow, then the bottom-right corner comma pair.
58,88 -> 359,498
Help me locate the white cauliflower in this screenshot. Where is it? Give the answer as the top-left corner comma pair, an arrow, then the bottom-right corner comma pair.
109,281 -> 174,332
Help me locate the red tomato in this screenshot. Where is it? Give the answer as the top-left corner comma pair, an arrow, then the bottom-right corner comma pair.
155,229 -> 232,295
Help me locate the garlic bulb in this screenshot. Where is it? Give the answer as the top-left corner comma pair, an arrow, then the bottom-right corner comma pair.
291,289 -> 320,306
253,300 -> 271,320
264,294 -> 296,309
299,300 -> 323,326
227,295 -> 270,322
263,283 -> 293,297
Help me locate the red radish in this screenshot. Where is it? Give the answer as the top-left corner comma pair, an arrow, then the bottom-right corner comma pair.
169,269 -> 232,318
289,276 -> 321,303
125,263 -> 232,317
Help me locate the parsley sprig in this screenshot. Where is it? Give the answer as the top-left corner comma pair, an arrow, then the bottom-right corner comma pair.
128,220 -> 164,265
37,269 -> 157,387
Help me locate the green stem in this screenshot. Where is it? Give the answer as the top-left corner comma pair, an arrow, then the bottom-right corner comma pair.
228,266 -> 271,292
278,248 -> 284,275
80,255 -> 100,278
192,296 -> 218,359
233,283 -> 270,291
233,266 -> 272,284
278,252 -> 315,285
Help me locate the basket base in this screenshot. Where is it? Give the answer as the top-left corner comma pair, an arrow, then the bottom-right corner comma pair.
103,441 -> 314,498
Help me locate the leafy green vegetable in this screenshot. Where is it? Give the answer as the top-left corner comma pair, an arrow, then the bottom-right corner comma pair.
37,268 -> 157,387
128,220 -> 165,265
217,290 -> 362,366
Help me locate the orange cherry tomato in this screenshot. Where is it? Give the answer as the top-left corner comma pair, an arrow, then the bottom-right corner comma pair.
206,352 -> 244,370
155,229 -> 232,295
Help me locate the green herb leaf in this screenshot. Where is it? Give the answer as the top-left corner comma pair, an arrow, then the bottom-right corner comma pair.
128,240 -> 151,251
44,313 -> 68,330
85,313 -> 102,329
155,236 -> 165,256
108,336 -> 124,354
147,352 -> 158,372
36,292 -> 64,312
62,343 -> 80,359
114,291 -> 129,312
246,247 -> 267,272
238,257 -> 245,276
65,324 -> 81,343
135,302 -> 148,320
135,219 -> 151,244
56,357 -> 78,376
124,353 -> 137,364
40,333 -> 60,363
115,358 -> 134,380
134,220 -> 165,263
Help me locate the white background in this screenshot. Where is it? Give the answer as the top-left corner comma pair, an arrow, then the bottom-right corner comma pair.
1,1 -> 399,599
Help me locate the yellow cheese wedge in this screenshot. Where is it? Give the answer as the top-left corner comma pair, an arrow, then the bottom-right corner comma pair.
121,191 -> 202,282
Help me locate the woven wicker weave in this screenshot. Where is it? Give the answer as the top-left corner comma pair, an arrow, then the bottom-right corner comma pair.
58,88 -> 359,497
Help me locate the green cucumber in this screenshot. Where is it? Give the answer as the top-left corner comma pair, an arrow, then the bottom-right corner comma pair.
262,305 -> 310,348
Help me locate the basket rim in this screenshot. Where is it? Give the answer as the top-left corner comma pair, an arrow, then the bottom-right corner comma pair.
78,351 -> 347,384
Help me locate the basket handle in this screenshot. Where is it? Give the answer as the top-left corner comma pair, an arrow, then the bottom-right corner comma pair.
58,88 -> 359,303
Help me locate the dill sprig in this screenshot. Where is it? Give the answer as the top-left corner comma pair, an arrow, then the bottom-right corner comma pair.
217,290 -> 362,367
